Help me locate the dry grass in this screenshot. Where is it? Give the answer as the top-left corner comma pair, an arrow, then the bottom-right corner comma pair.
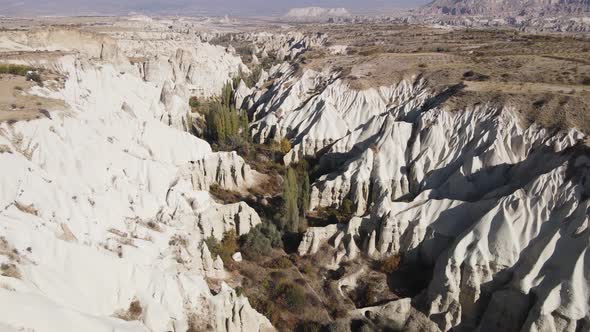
115,299 -> 143,321
0,75 -> 65,124
209,184 -> 243,204
0,263 -> 22,279
235,251 -> 332,330
0,145 -> 12,154
294,24 -> 590,133
0,237 -> 21,263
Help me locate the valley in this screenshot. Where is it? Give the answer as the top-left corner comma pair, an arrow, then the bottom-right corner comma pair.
0,10 -> 589,332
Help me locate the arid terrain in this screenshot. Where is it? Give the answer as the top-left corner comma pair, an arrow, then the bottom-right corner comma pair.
1,8 -> 590,332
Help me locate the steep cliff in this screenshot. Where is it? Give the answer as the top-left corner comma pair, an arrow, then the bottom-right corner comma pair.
247,61 -> 590,331
0,29 -> 272,332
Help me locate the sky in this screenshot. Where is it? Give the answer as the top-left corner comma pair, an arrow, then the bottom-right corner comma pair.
1,0 -> 431,16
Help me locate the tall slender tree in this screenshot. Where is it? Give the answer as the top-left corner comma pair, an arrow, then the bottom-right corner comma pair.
299,172 -> 310,217
282,168 -> 299,232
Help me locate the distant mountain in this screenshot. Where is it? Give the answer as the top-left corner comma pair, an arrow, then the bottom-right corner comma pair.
420,0 -> 590,16
285,7 -> 351,18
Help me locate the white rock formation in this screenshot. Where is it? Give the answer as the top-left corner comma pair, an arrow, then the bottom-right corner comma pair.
245,60 -> 590,331
0,29 -> 272,332
247,64 -> 429,166
285,7 -> 351,18
353,298 -> 441,331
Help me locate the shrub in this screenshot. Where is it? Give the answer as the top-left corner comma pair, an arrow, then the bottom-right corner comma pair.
379,255 -> 401,274
265,256 -> 293,269
0,64 -> 34,76
204,230 -> 238,264
296,321 -> 323,332
189,97 -> 201,108
116,300 -> 143,321
209,183 -> 242,203
240,222 -> 284,260
241,66 -> 261,88
26,71 -> 42,84
270,270 -> 288,281
341,198 -> 354,217
221,230 -> 238,260
204,236 -> 222,258
241,226 -> 273,260
258,222 -> 283,248
276,282 -> 306,312
279,138 -> 291,154
299,263 -> 313,275
0,263 -> 21,279
250,297 -> 281,324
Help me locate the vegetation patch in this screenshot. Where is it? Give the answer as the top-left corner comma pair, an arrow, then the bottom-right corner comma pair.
0,64 -> 42,84
205,230 -> 239,266
0,263 -> 22,279
240,222 -> 282,261
115,299 -> 143,321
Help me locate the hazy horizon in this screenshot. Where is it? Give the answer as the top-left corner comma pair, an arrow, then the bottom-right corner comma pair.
1,0 -> 430,17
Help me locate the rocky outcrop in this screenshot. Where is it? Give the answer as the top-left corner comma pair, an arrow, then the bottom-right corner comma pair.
304,101 -> 588,331
187,151 -> 262,192
246,59 -> 589,331
285,7 -> 351,21
0,30 -> 271,332
353,298 -> 442,332
122,39 -> 246,129
247,64 -> 429,165
421,0 -> 590,16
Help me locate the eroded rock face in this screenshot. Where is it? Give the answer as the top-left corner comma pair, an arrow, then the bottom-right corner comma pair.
247,64 -> 429,166
246,62 -> 590,331
0,30 -> 272,332
113,30 -> 247,130
421,0 -> 590,16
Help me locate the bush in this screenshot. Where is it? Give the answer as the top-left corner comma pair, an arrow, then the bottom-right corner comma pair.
279,138 -> 291,154
341,198 -> 354,217
241,66 -> 261,88
0,64 -> 34,76
204,236 -> 222,259
241,226 -> 273,260
26,71 -> 42,84
276,282 -> 306,312
296,321 -> 323,332
240,222 -> 284,260
116,300 -> 143,321
258,222 -> 283,248
379,255 -> 401,274
265,256 -> 293,269
299,263 -> 313,275
250,297 -> 281,324
204,230 -> 238,264
189,96 -> 201,108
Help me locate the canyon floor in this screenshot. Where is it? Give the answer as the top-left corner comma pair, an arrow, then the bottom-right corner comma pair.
0,15 -> 589,332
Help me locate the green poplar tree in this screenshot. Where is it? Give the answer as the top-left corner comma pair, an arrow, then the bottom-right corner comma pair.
299,172 -> 310,217
282,168 -> 299,232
